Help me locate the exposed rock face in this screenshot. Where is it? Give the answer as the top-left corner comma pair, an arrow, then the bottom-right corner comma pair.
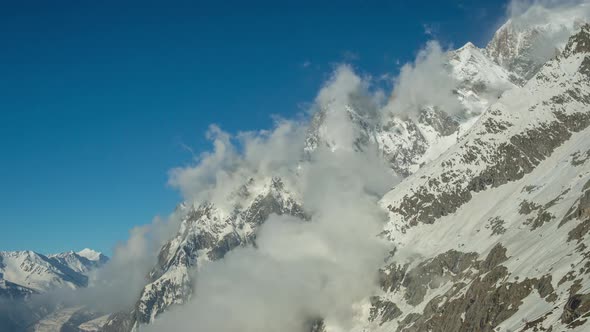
369,296 -> 402,325
563,24 -> 590,58
373,245 -> 562,332
419,109 -> 459,137
0,279 -> 35,300
487,217 -> 506,235
561,293 -> 590,326
308,318 -> 326,332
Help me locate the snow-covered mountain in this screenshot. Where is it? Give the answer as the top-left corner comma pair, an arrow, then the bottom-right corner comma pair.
4,6 -> 590,332
93,14 -> 590,332
0,249 -> 108,299
369,23 -> 590,332
0,249 -> 109,331
49,249 -> 109,275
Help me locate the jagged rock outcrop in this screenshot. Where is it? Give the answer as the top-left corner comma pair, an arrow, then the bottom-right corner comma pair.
562,293 -> 590,326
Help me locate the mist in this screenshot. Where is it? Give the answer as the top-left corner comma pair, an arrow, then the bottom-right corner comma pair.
380,41 -> 464,121
504,0 -> 590,67
141,65 -> 398,332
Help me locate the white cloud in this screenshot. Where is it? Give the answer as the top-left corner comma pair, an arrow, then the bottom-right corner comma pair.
504,0 -> 590,62
142,66 -> 398,332
146,149 -> 394,332
168,120 -> 307,212
382,41 -> 462,119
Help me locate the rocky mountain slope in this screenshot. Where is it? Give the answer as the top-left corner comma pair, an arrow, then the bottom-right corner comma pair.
368,24 -> 590,332
95,16 -> 590,332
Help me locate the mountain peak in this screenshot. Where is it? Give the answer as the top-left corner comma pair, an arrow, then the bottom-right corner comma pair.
563,23 -> 590,58
458,41 -> 476,51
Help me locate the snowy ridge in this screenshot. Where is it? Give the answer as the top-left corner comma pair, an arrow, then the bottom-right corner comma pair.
0,251 -> 87,294
77,248 -> 107,263
362,24 -> 590,332
49,250 -> 108,275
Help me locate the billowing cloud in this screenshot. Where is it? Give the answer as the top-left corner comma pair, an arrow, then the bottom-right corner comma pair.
142,65 -> 398,332
168,119 -> 307,213
382,41 -> 462,119
503,0 -> 590,68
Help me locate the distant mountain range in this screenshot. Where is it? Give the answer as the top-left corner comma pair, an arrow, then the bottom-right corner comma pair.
0,249 -> 108,299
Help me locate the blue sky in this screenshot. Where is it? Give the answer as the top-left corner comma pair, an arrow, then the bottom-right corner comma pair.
0,0 -> 508,255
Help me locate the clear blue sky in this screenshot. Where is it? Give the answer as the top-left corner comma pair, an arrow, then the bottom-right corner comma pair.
0,0 -> 508,255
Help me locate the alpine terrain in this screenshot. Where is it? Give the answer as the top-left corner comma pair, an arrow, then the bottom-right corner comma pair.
4,3 -> 590,332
